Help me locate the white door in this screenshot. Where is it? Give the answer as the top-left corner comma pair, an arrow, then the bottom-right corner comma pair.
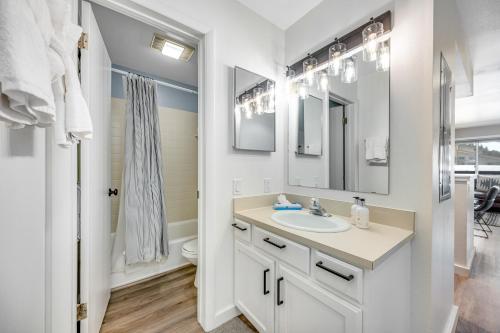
235,240 -> 275,333
80,1 -> 112,332
276,264 -> 362,333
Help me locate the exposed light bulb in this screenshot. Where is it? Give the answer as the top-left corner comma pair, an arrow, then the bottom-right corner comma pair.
376,43 -> 390,72
319,71 -> 329,92
298,80 -> 308,99
362,21 -> 383,62
303,56 -> 318,87
328,41 -> 346,77
341,57 -> 358,84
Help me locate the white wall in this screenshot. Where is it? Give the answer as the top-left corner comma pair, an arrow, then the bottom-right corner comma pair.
0,127 -> 46,332
126,0 -> 285,329
284,0 -> 470,332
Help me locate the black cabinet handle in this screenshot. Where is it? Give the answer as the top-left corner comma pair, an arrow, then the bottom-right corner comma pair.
315,261 -> 354,281
263,269 -> 270,295
263,237 -> 286,249
108,188 -> 118,197
231,223 -> 247,231
277,277 -> 284,305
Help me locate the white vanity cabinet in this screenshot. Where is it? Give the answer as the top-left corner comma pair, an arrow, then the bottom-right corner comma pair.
233,219 -> 411,333
234,240 -> 275,333
276,263 -> 362,333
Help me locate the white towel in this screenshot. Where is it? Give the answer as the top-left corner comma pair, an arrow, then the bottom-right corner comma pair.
365,136 -> 387,162
0,0 -> 56,127
48,0 -> 93,143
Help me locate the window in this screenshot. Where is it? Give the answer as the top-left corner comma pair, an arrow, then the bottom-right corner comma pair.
455,140 -> 500,174
478,141 -> 500,172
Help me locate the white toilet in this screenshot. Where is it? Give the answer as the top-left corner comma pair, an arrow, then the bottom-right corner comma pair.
181,238 -> 198,287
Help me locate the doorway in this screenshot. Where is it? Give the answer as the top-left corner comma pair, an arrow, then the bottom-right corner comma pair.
78,1 -> 206,332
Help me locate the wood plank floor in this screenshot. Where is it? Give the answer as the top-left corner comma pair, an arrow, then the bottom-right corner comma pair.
101,265 -> 202,333
455,220 -> 500,333
100,265 -> 257,333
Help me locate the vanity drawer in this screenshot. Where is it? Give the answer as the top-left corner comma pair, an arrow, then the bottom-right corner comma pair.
311,250 -> 363,303
253,226 -> 310,274
232,219 -> 251,243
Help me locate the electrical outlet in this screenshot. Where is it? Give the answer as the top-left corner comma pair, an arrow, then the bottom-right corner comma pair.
264,178 -> 271,193
233,178 -> 242,195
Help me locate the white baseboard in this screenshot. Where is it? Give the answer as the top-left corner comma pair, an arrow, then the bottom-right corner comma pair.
111,234 -> 197,288
443,305 -> 459,333
212,305 -> 241,330
454,248 -> 476,277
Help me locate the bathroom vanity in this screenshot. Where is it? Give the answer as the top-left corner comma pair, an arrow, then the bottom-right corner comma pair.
232,195 -> 414,333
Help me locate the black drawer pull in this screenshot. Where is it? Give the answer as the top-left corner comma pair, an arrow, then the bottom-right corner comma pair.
263,237 -> 286,249
277,277 -> 284,305
315,261 -> 354,281
108,188 -> 118,197
231,223 -> 247,231
263,269 -> 270,295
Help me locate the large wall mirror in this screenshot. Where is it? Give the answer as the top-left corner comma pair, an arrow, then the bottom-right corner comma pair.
288,49 -> 390,194
233,66 -> 276,152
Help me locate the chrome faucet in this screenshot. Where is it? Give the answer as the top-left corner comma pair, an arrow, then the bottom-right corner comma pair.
309,198 -> 331,217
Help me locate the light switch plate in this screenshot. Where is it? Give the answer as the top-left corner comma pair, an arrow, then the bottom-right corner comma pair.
264,178 -> 271,193
233,178 -> 242,195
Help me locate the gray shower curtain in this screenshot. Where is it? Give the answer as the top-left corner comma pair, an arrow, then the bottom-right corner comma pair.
121,73 -> 168,264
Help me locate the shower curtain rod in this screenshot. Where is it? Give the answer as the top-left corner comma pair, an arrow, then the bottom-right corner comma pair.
111,68 -> 198,95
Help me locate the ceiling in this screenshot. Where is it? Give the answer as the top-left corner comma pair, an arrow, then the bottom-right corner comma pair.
235,0 -> 324,30
455,0 -> 500,128
91,3 -> 198,87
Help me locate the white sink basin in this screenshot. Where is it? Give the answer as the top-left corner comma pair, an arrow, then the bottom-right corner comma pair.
271,211 -> 352,233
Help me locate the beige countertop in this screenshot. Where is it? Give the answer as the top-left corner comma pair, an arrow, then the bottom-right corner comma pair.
234,206 -> 414,270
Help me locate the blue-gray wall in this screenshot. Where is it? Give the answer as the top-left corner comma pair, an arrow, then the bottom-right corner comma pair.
111,64 -> 198,113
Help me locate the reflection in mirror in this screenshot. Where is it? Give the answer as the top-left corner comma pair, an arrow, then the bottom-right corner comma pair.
288,50 -> 389,194
233,67 -> 276,152
297,96 -> 323,156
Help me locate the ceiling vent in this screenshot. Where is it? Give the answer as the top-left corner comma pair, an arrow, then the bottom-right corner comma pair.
150,33 -> 195,62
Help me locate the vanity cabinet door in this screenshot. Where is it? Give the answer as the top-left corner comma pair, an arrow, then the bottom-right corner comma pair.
235,240 -> 275,333
276,264 -> 362,333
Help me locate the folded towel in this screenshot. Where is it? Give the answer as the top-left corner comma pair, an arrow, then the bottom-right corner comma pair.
273,203 -> 303,210
0,0 -> 56,127
365,136 -> 387,162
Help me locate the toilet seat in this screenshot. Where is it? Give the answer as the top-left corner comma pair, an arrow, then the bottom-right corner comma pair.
182,238 -> 198,255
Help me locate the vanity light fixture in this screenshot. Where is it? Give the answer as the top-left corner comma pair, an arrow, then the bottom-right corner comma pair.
150,33 -> 195,61
286,66 -> 296,94
303,55 -> 318,87
266,81 -> 276,113
341,57 -> 358,84
376,41 -> 390,72
241,93 -> 253,119
253,87 -> 264,115
319,71 -> 329,92
328,39 -> 346,77
362,19 -> 384,62
298,80 -> 308,99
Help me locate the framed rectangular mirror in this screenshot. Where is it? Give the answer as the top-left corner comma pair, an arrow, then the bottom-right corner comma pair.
233,66 -> 276,152
288,49 -> 390,194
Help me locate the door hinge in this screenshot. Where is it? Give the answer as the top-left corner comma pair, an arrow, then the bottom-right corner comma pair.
77,303 -> 88,321
197,190 -> 199,199
78,32 -> 88,49
343,117 -> 348,125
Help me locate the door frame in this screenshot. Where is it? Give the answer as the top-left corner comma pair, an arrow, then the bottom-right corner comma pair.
48,0 -> 217,331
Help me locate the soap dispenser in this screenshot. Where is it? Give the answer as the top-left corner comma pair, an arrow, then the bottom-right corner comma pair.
356,198 -> 370,229
350,196 -> 360,224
